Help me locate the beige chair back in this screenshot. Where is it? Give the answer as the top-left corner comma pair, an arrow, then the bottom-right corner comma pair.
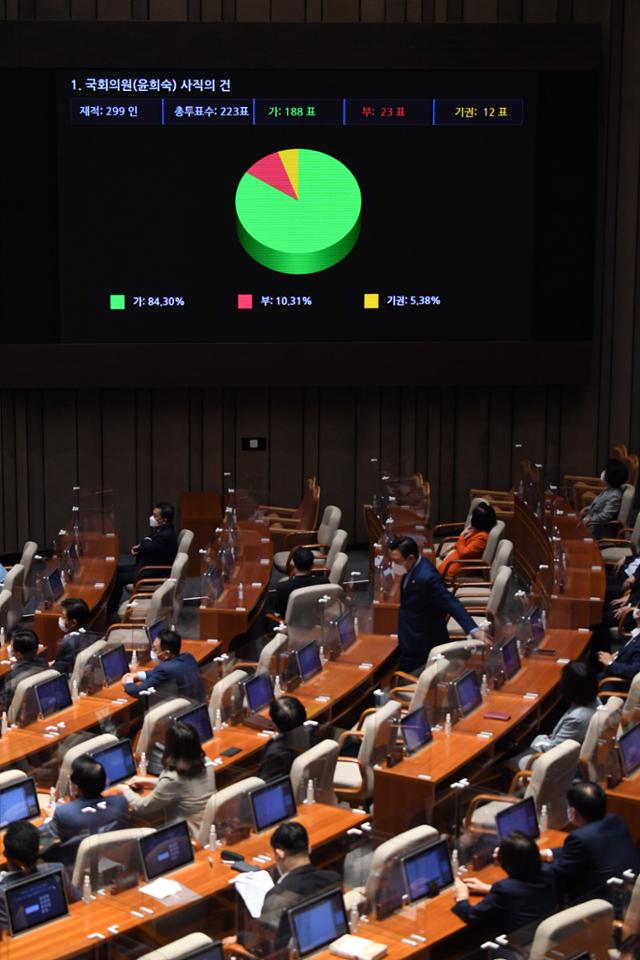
8,668 -> 61,725
365,825 -> 439,906
528,898 -> 613,960
622,672 -> 640,727
284,584 -> 344,642
427,639 -> 486,667
325,530 -> 348,569
177,529 -> 194,557
623,874 -> 640,937
197,776 -> 264,846
524,739 -> 581,829
408,658 -> 451,712
329,553 -> 348,586
579,697 -> 623,783
71,638 -> 107,692
481,520 -> 505,565
317,506 -> 342,546
208,669 -> 248,723
72,827 -> 155,888
255,633 -> 289,676
136,697 -> 191,757
1,564 -> 24,632
490,539 -> 514,579
357,699 -> 401,797
138,934 -> 214,960
0,770 -> 28,789
18,542 -> 38,604
290,740 -> 340,806
0,591 -> 12,633
486,565 -> 512,619
619,484 -> 636,529
144,579 -> 176,630
56,733 -> 119,797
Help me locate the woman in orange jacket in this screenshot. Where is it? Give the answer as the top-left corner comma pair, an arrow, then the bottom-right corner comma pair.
438,502 -> 497,579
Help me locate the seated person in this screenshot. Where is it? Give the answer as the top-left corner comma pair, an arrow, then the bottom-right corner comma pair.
107,501 -> 178,614
452,831 -> 557,943
597,618 -> 640,694
437,502 -> 497,579
579,458 -> 628,539
621,935 -> 640,960
515,661 -> 599,769
0,627 -> 49,713
112,720 -> 215,834
0,821 -> 78,928
122,628 -> 205,702
590,571 -> 640,666
51,598 -> 100,676
273,547 -> 328,619
259,821 -> 341,949
259,696 -> 308,782
40,756 -> 129,859
545,781 -> 640,903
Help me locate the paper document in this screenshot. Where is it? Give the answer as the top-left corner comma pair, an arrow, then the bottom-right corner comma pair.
234,869 -> 275,918
139,878 -> 182,900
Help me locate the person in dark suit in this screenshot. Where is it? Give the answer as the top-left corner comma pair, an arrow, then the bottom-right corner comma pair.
389,537 -> 490,674
40,756 -> 129,863
452,831 -> 557,943
51,598 -> 100,676
272,547 -> 327,619
259,696 -> 308,782
0,628 -> 49,713
546,780 -> 640,903
122,629 -> 204,702
0,822 -> 78,928
107,501 -> 179,615
597,627 -> 640,693
259,821 -> 341,948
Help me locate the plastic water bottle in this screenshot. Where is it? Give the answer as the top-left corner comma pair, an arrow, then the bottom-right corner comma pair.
305,779 -> 315,805
139,752 -> 148,776
353,616 -> 359,637
82,871 -> 92,904
1,712 -> 8,737
49,786 -> 56,810
71,678 -> 79,702
451,849 -> 460,875
208,823 -> 218,849
274,675 -> 282,698
319,645 -> 326,665
0,627 -> 5,649
349,903 -> 359,934
444,713 -> 452,737
131,649 -> 138,671
238,582 -> 244,603
214,708 -> 223,732
480,674 -> 489,699
540,804 -> 549,834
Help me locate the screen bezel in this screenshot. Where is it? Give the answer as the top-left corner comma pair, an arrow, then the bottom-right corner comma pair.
288,887 -> 348,958
495,796 -> 540,841
139,819 -> 195,881
455,669 -> 482,717
47,569 -> 64,602
5,868 -> 69,937
248,775 -> 296,833
501,636 -> 521,680
176,702 -> 213,744
620,723 -> 640,778
295,641 -> 322,682
89,737 -> 137,786
35,674 -> 72,718
99,645 -> 129,686
400,706 -> 432,755
0,777 -> 40,831
400,838 -> 453,903
336,613 -> 357,652
244,672 -> 274,714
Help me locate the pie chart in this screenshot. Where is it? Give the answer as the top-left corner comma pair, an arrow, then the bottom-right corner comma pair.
235,148 -> 362,274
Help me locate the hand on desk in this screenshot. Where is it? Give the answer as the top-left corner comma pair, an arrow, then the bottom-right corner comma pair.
472,629 -> 492,647
598,651 -> 615,667
459,877 -> 491,896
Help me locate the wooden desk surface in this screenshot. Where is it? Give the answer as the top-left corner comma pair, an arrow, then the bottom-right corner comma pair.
607,768 -> 640,842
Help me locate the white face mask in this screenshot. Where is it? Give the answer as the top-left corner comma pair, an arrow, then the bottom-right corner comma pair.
149,649 -> 159,661
600,470 -> 606,482
58,617 -> 69,633
392,562 -> 407,577
149,515 -> 160,528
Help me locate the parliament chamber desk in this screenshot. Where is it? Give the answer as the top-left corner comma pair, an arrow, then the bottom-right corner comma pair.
607,770 -> 640,844
0,803 -> 369,960
373,629 -> 591,837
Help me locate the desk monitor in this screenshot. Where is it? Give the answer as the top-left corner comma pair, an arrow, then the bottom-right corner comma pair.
47,568 -> 64,602
295,640 -> 322,683
182,943 -> 224,960
501,636 -> 521,681
244,672 -> 274,714
336,613 -> 357,653
99,645 -> 129,686
619,723 -> 640,778
90,738 -> 137,786
454,670 -> 482,717
400,706 -> 433,755
5,868 -> 69,937
0,777 -> 40,830
176,702 -> 213,744
35,674 -> 72,718
495,796 -> 539,841
401,839 -> 454,903
249,776 -> 296,833
139,820 -> 194,881
288,888 -> 348,958
147,619 -> 168,645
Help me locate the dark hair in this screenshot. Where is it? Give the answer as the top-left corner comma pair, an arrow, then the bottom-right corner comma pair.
604,459 -> 629,489
157,629 -> 181,656
291,547 -> 314,573
11,629 -> 39,660
567,780 -> 606,822
560,661 -> 597,707
71,755 -> 106,798
388,537 -> 419,559
269,696 -> 307,733
270,820 -> 309,855
154,501 -> 175,524
498,830 -> 542,881
470,502 -> 497,534
4,821 -> 39,868
621,933 -> 640,960
163,720 -> 206,779
61,597 -> 90,629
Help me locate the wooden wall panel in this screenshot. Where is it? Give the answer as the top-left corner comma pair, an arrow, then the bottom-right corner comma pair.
269,388 -> 304,509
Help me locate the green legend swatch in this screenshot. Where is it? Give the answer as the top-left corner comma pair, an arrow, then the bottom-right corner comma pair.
235,149 -> 362,274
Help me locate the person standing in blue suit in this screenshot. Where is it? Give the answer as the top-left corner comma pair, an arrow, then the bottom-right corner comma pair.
389,537 -> 490,674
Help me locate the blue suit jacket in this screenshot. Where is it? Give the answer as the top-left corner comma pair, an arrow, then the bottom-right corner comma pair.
45,794 -> 130,844
603,636 -> 640,681
398,557 -> 478,672
51,629 -> 101,676
551,814 -> 640,902
124,652 -> 205,702
452,865 -> 557,940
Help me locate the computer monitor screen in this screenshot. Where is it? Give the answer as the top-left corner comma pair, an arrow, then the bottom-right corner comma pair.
35,674 -> 72,718
501,636 -> 521,681
99,645 -> 129,686
400,707 -> 432,755
296,641 -> 322,682
619,723 -> 640,777
249,776 -> 296,833
177,702 -> 213,744
5,869 -> 69,936
289,888 -> 348,958
183,943 -> 224,960
47,568 -> 64,602
139,820 -> 194,881
401,839 -> 454,903
244,673 -> 274,714
495,796 -> 539,841
90,738 -> 137,786
0,778 -> 40,830
147,619 -> 168,644
336,614 -> 356,652
455,670 -> 482,717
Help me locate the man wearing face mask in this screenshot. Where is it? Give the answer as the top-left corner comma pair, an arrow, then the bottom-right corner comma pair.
0,628 -> 49,713
388,536 -> 491,674
51,598 -> 100,676
121,628 -> 205,702
106,502 -> 178,615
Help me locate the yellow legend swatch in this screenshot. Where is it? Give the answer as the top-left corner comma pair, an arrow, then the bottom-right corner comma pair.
364,293 -> 379,309
279,148 -> 299,198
